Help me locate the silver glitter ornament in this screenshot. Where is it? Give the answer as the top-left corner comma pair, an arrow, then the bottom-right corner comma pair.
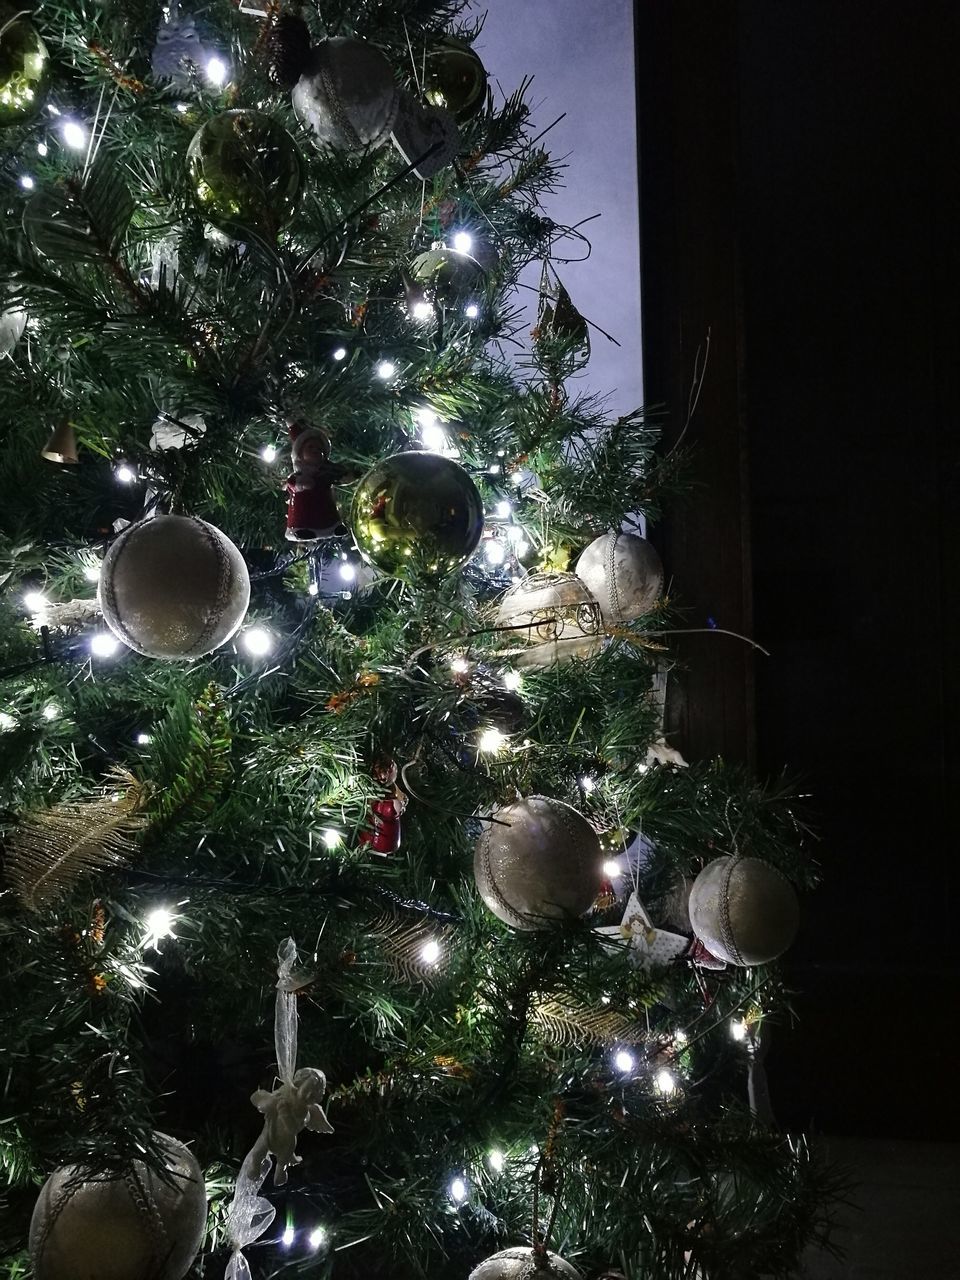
469,1247 -> 582,1279
98,514 -> 250,660
29,1132 -> 206,1280
474,795 -> 602,930
575,530 -> 663,625
687,855 -> 800,967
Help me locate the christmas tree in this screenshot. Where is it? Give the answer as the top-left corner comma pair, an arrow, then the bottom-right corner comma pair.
0,4 -> 837,1278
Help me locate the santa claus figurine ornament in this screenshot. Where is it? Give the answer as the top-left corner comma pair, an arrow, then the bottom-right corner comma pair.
360,758 -> 406,855
285,422 -> 348,542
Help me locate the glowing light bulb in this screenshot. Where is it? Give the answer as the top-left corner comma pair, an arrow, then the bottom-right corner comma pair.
730,1019 -> 748,1042
339,562 -> 356,582
0,712 -> 17,732
450,656 -> 469,674
176,102 -> 189,114
115,462 -> 136,484
495,500 -> 512,518
674,1028 -> 688,1044
136,732 -> 153,745
478,726 -> 506,754
205,56 -> 228,86
452,231 -> 472,253
655,1068 -> 677,1096
510,470 -> 524,486
449,1176 -> 468,1203
23,591 -> 47,613
602,860 -> 623,879
241,627 -> 273,657
42,703 -> 60,721
420,938 -> 441,965
281,1224 -> 295,1248
144,906 -> 175,949
502,669 -> 522,692
485,542 -> 506,566
580,775 -> 596,793
464,303 -> 480,319
421,421 -> 449,452
37,141 -> 48,156
487,1149 -> 505,1173
308,1226 -> 326,1249
307,581 -> 319,596
19,174 -> 34,190
321,828 -> 342,850
376,359 -> 396,380
411,300 -> 434,321
260,443 -> 278,463
90,632 -> 120,658
614,1049 -> 635,1074
61,120 -> 87,150
332,346 -> 348,361
83,562 -> 101,583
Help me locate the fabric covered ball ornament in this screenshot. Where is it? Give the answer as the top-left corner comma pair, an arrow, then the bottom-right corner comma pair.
0,4 -> 50,127
99,514 -> 250,660
687,856 -> 800,967
29,1132 -> 206,1280
469,1247 -> 581,1279
291,37 -> 459,180
575,530 -> 663,625
423,35 -> 488,121
474,795 -> 602,930
495,572 -> 603,668
186,110 -> 303,238
351,450 -> 483,578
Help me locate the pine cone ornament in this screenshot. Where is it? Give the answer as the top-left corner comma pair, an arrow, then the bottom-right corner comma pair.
269,12 -> 312,88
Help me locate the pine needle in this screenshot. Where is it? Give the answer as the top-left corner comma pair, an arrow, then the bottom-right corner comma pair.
6,768 -> 147,911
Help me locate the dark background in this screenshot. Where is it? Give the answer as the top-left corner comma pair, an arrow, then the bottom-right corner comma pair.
636,0 -> 960,1141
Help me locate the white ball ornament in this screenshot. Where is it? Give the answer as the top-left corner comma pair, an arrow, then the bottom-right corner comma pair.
687,855 -> 800,966
469,1246 -> 582,1279
495,572 -> 603,669
29,1132 -> 207,1280
474,796 -> 603,930
575,530 -> 663,625
98,515 -> 250,660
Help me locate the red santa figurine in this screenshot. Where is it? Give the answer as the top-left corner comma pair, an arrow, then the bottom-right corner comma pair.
359,758 -> 407,856
285,422 -> 348,542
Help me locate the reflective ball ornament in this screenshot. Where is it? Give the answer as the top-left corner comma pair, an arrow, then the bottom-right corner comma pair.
29,1132 -> 206,1280
576,530 -> 663,625
474,795 -> 602,930
187,110 -> 303,238
98,514 -> 250,660
351,451 -> 483,578
410,245 -> 489,306
688,855 -> 800,966
496,571 -> 603,668
469,1247 -> 582,1279
0,4 -> 49,127
423,36 -> 488,121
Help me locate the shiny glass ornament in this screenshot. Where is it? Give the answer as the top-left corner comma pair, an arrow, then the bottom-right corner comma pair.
0,5 -> 50,126
410,245 -> 488,305
351,451 -> 483,578
186,109 -> 303,238
423,36 -> 488,121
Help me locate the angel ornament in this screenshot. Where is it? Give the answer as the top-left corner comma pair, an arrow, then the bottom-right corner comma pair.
249,1067 -> 333,1186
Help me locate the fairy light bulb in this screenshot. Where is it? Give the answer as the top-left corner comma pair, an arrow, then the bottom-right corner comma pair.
332,346 -> 348,361
376,359 -> 396,380
452,231 -> 472,253
495,500 -> 512,518
37,141 -> 48,156
308,1226 -> 326,1249
485,541 -> 506,566
487,1149 -> 505,1173
602,860 -> 623,879
82,562 -> 101,583
449,1176 -> 468,1203
205,56 -> 228,86
260,443 -> 278,463
614,1049 -> 635,1074
478,726 -> 506,754
42,703 -> 60,721
241,627 -> 273,657
90,632 -> 120,658
730,1019 -> 748,1042
420,938 -> 441,965
411,299 -> 434,321
281,1224 -> 295,1248
580,775 -> 596,793
655,1068 -> 677,1096
114,462 -> 136,484
321,828 -> 342,850
61,120 -> 86,150
23,591 -> 46,614
136,732 -> 153,745
502,669 -> 521,692
20,174 -> 34,190
674,1028 -> 688,1045
450,655 -> 469,674
464,303 -> 480,319
144,906 -> 175,949
339,562 -> 356,582
307,581 -> 319,596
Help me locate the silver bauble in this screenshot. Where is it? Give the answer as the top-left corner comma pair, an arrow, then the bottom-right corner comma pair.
474,796 -> 602,930
0,305 -> 26,356
495,572 -> 603,669
98,514 -> 250,660
469,1246 -> 582,1279
29,1132 -> 207,1280
575,530 -> 663,625
292,37 -> 400,151
687,856 -> 800,966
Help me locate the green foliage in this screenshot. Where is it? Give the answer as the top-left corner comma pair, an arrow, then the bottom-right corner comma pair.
0,3 -> 836,1279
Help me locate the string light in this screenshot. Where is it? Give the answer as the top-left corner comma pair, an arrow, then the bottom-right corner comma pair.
332,346 -> 348,361
376,359 -> 396,380
730,1019 -> 748,1042
205,56 -> 228,86
37,141 -> 48,156
674,1029 -> 688,1044
614,1049 -> 635,1074
478,726 -> 506,754
485,542 -> 506,566
487,1149 -> 505,1173
464,303 -> 479,319
259,443 -> 278,463
90,632 -> 120,658
23,591 -> 46,613
580,775 -> 596,793
61,120 -> 87,150
114,462 -> 136,483
42,703 -> 60,721
308,1226 -> 326,1249
420,420 -> 448,453
321,828 -> 342,850
82,562 -> 101,583
602,860 -> 622,879
420,938 -> 441,965
495,500 -> 512,518
136,732 -> 153,745
241,627 -> 273,657
19,174 -> 34,190
307,581 -> 319,596
449,1176 -> 468,1203
281,1224 -> 295,1248
452,231 -> 472,253
450,655 -> 469,674
654,1068 -> 677,1096
411,300 -> 434,321
339,562 -> 356,582
143,906 -> 175,950
502,669 -> 522,692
